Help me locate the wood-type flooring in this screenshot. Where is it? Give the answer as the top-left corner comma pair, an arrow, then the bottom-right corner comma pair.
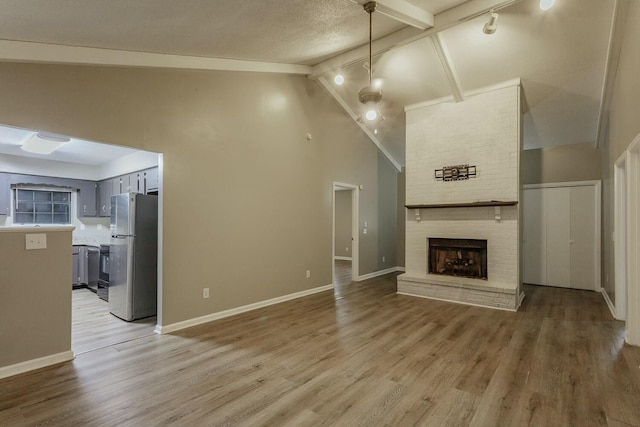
2,270 -> 640,426
72,288 -> 156,355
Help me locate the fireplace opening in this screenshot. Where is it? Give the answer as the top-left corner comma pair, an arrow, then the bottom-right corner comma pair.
428,238 -> 488,280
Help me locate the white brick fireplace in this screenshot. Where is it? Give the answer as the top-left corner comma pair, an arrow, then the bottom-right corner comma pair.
398,82 -> 524,310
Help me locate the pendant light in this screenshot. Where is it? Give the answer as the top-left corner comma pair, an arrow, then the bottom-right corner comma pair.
357,1 -> 384,124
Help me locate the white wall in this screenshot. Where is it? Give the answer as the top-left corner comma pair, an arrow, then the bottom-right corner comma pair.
99,150 -> 159,180
404,84 -> 521,291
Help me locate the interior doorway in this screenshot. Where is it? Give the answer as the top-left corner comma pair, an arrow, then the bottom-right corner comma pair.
333,182 -> 359,290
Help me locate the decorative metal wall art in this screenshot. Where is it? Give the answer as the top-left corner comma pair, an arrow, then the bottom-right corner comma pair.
434,164 -> 476,182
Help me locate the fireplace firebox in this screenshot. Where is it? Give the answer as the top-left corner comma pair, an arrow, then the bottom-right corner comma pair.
428,238 -> 488,280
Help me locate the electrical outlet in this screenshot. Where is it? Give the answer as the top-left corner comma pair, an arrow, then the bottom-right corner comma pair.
25,233 -> 47,250
382,256 -> 385,263
306,270 -> 311,278
203,288 -> 209,299
346,247 -> 349,252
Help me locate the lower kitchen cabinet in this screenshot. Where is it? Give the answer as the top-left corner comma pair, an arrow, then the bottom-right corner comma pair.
73,245 -> 99,289
72,246 -> 80,287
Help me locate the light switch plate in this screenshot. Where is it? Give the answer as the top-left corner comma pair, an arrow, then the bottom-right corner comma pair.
25,233 -> 47,250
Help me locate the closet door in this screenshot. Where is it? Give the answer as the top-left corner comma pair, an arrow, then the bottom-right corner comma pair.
544,187 -> 571,288
523,188 -> 546,285
570,186 -> 597,290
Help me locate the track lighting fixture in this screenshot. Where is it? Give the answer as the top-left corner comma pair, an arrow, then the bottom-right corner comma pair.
483,11 -> 499,34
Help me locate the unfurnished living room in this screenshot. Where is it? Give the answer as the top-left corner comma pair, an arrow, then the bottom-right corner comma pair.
1,0 -> 640,425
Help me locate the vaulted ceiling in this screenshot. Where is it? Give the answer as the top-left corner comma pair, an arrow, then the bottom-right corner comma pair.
0,0 -> 617,169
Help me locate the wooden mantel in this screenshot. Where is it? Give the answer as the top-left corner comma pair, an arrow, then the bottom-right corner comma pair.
405,201 -> 518,209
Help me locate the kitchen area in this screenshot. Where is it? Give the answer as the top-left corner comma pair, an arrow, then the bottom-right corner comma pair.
0,124 -> 161,354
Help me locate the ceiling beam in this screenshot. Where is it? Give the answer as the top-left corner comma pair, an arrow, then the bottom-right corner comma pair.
309,0 -> 521,80
348,0 -> 434,30
376,0 -> 434,30
430,33 -> 464,103
0,40 -> 312,75
595,0 -> 630,149
317,77 -> 402,172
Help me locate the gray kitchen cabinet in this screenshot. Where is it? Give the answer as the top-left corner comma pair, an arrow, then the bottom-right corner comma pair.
112,176 -> 121,196
0,172 -> 10,216
143,168 -> 159,193
98,178 -> 114,217
72,246 -> 80,286
78,246 -> 88,285
127,172 -> 140,193
77,180 -> 97,217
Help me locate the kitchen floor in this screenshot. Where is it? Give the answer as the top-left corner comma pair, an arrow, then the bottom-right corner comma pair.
72,288 -> 156,355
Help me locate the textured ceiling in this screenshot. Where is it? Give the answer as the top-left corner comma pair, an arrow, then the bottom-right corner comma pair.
0,0 -> 617,167
0,0 -> 416,65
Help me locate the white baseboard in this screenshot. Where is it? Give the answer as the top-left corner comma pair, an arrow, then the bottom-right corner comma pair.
156,284 -> 334,335
0,351 -> 74,380
356,266 -> 404,281
601,288 -> 620,320
334,256 -> 352,261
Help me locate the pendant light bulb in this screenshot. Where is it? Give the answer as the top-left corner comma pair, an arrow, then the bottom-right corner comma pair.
365,109 -> 378,121
540,0 -> 555,11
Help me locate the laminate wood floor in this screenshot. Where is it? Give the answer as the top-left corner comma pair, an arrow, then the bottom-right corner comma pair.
334,259 -> 352,287
3,276 -> 640,426
72,288 -> 156,355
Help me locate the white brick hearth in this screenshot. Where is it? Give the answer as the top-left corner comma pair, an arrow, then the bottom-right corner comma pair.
399,82 -> 524,311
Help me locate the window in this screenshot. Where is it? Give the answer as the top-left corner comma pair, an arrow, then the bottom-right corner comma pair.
14,189 -> 71,224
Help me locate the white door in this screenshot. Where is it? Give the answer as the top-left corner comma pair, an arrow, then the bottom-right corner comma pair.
546,187 -> 571,288
523,188 -> 546,285
570,186 -> 597,290
523,182 -> 599,291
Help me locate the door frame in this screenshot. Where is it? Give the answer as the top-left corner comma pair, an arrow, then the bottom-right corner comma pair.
332,182 -> 359,282
625,135 -> 640,345
614,152 -> 627,321
523,180 -> 601,291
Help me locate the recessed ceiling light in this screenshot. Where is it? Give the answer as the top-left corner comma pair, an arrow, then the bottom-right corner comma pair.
334,74 -> 345,85
21,132 -> 70,155
540,0 -> 555,11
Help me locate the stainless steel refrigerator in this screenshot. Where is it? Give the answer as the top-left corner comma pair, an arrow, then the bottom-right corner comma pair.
109,193 -> 158,321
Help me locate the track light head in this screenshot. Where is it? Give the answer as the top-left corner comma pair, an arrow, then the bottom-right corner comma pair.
483,12 -> 499,34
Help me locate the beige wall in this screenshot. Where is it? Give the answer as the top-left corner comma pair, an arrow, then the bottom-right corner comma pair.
602,1 -> 640,304
334,190 -> 352,258
522,142 -> 602,185
0,229 -> 72,369
0,63 -> 398,330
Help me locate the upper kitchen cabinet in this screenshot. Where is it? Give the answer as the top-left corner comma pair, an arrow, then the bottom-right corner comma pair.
76,181 -> 97,217
97,178 -> 115,217
143,168 -> 158,194
0,172 -> 10,216
120,172 -> 140,194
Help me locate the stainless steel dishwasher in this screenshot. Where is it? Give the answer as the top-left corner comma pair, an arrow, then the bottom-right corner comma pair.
87,246 -> 100,292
